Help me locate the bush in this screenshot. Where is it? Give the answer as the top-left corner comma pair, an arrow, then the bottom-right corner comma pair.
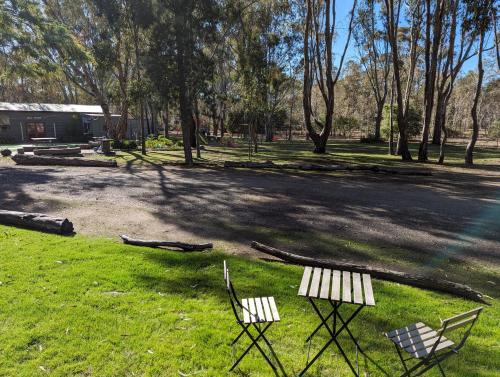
381,104 -> 422,140
145,135 -> 181,150
335,115 -> 360,138
220,136 -> 237,148
1,149 -> 12,157
112,139 -> 138,150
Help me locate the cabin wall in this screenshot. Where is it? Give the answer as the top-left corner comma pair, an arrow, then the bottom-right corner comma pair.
0,111 -> 84,144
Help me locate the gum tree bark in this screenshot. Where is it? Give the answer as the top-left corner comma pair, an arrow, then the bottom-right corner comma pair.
465,31 -> 485,165
383,0 -> 420,161
302,0 -> 357,154
174,4 -> 193,165
418,0 -> 445,162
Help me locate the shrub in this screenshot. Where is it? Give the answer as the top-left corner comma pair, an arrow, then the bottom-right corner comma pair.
381,104 -> 422,140
1,149 -> 12,157
335,115 -> 360,138
112,139 -> 138,150
220,136 -> 236,148
145,135 -> 179,150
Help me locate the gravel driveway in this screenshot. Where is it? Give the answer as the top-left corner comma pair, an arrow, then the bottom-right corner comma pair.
1,161 -> 499,290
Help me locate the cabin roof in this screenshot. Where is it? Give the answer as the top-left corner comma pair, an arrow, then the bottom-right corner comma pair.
0,102 -> 104,114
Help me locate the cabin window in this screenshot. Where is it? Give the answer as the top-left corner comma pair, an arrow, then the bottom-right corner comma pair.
0,114 -> 10,127
26,122 -> 46,138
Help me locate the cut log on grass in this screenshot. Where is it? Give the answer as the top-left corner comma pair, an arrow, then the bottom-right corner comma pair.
12,155 -> 117,167
0,210 -> 74,235
120,235 -> 213,252
224,161 -> 432,176
251,241 -> 486,303
34,147 -> 81,156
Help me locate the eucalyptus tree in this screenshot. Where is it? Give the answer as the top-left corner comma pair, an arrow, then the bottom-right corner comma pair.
92,0 -> 151,140
418,0 -> 446,162
31,0 -> 126,137
148,0 -> 219,164
303,0 -> 358,154
230,0 -> 298,145
493,2 -> 500,70
432,0 -> 477,163
382,0 -> 424,160
464,0 -> 494,165
354,0 -> 391,140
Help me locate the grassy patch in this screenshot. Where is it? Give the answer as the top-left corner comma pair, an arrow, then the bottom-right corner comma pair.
0,226 -> 498,376
109,140 -> 500,170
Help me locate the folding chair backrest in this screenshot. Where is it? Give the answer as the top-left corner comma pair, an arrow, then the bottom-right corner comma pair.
223,260 -> 242,322
438,307 -> 483,349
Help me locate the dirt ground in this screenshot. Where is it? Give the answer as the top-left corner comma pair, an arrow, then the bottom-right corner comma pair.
1,160 -> 499,289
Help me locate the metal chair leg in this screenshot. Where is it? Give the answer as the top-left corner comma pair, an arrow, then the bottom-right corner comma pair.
230,323 -> 278,375
435,355 -> 446,377
232,324 -> 250,345
253,323 -> 287,377
395,343 -> 411,377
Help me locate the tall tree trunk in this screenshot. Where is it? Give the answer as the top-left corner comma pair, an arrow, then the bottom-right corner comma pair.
99,101 -> 114,138
438,113 -> 448,164
465,32 -> 484,165
432,90 -> 445,145
163,104 -> 169,138
190,113 -> 197,147
265,112 -> 273,142
174,7 -> 193,165
117,103 -> 128,140
132,22 -> 146,155
385,0 -> 412,161
194,97 -> 201,159
139,101 -> 146,155
374,101 -> 384,140
419,0 -> 444,162
389,75 -> 395,155
220,108 -> 225,138
302,0 -> 356,154
145,104 -> 151,135
493,7 -> 500,70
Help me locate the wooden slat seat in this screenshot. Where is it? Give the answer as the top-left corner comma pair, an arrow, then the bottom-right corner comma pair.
385,322 -> 455,359
241,297 -> 281,324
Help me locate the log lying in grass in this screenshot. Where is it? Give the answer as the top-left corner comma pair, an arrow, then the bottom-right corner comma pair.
120,235 -> 213,252
12,154 -> 117,167
224,161 -> 432,176
0,210 -> 74,235
251,241 -> 486,303
34,147 -> 82,156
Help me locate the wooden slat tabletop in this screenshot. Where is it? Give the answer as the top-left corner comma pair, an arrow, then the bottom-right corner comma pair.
297,266 -> 376,306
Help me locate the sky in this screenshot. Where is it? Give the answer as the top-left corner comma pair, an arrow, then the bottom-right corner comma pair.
331,1 -> 497,77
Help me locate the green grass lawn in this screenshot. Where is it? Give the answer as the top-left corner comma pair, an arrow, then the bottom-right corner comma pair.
0,226 -> 498,376
111,139 -> 500,170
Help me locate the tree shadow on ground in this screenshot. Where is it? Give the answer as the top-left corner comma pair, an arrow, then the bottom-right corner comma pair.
0,150 -> 499,297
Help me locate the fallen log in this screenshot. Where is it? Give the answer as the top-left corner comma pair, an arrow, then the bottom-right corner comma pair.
251,241 -> 486,303
224,161 -> 432,176
34,147 -> 81,156
12,154 -> 117,167
120,235 -> 213,252
0,210 -> 74,235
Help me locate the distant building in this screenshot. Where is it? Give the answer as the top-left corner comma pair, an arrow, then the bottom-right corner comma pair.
0,102 -> 140,144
